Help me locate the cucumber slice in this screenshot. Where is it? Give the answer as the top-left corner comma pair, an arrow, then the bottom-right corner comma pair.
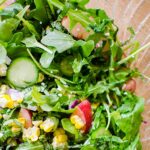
7,57 -> 38,88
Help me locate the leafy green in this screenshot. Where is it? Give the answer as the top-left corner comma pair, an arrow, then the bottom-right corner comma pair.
40,50 -> 55,68
111,96 -> 144,141
16,142 -> 44,150
126,134 -> 141,150
0,18 -> 19,41
118,42 -> 150,65
82,40 -> 94,57
31,87 -> 57,111
22,35 -> 53,54
72,58 -> 88,73
90,135 -> 128,150
41,30 -> 75,53
81,145 -> 96,150
0,45 -> 7,64
87,81 -> 110,97
52,102 -> 74,114
61,118 -> 79,139
70,0 -> 90,9
16,6 -> 40,38
30,0 -> 48,23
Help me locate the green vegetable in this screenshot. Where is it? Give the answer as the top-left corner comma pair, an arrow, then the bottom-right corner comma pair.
40,51 -> 55,68
0,18 -> 19,41
41,30 -> 75,53
111,96 -> 144,141
16,142 -> 44,150
91,127 -> 111,139
0,45 -> 7,64
22,36 -> 53,54
7,57 -> 38,88
61,118 -> 79,139
81,40 -> 95,57
30,0 -> 49,23
60,56 -> 74,76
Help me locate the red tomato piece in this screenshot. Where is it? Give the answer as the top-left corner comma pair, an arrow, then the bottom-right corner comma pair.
19,108 -> 32,128
73,100 -> 92,133
122,79 -> 136,92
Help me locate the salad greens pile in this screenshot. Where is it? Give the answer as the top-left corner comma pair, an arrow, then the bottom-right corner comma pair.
0,0 -> 149,149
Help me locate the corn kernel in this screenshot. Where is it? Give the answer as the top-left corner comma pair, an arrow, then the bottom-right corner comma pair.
0,114 -> 3,119
0,94 -> 14,108
11,127 -> 21,133
92,103 -> 100,110
17,99 -> 23,103
30,127 -> 40,142
18,118 -> 26,126
0,85 -> 9,94
70,115 -> 79,124
75,121 -> 85,129
70,115 -> 85,129
0,64 -> 7,77
52,141 -> 68,150
6,99 -> 14,108
23,128 -> 32,140
38,73 -> 45,83
53,128 -> 65,136
23,126 -> 40,142
3,114 -> 9,120
40,118 -> 54,133
4,95 -> 14,108
55,135 -> 68,143
32,120 -> 43,127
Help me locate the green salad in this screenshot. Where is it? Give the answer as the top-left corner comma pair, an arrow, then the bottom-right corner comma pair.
0,0 -> 150,149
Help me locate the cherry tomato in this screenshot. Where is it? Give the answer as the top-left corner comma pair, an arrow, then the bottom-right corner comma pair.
73,100 -> 92,133
19,108 -> 32,128
122,79 -> 136,92
62,16 -> 92,39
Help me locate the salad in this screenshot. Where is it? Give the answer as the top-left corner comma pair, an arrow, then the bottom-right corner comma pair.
0,0 -> 150,149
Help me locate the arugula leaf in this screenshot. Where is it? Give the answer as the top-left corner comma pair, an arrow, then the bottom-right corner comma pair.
22,35 -> 53,54
40,50 -> 55,68
47,0 -> 64,10
72,58 -> 88,73
0,45 -> 7,64
16,142 -> 44,150
87,81 -> 109,97
68,9 -> 93,30
16,6 -> 40,38
31,87 -> 59,111
90,135 -> 128,150
70,0 -> 90,9
0,3 -> 23,17
0,18 -> 19,41
81,145 -> 96,150
82,40 -> 94,57
91,107 -> 106,131
111,96 -> 144,141
52,102 -> 74,114
118,42 -> 150,65
30,0 -> 48,23
61,118 -> 79,139
41,30 -> 75,53
126,134 -> 141,150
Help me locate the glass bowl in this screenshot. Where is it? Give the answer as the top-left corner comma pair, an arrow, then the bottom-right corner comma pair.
1,0 -> 150,149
